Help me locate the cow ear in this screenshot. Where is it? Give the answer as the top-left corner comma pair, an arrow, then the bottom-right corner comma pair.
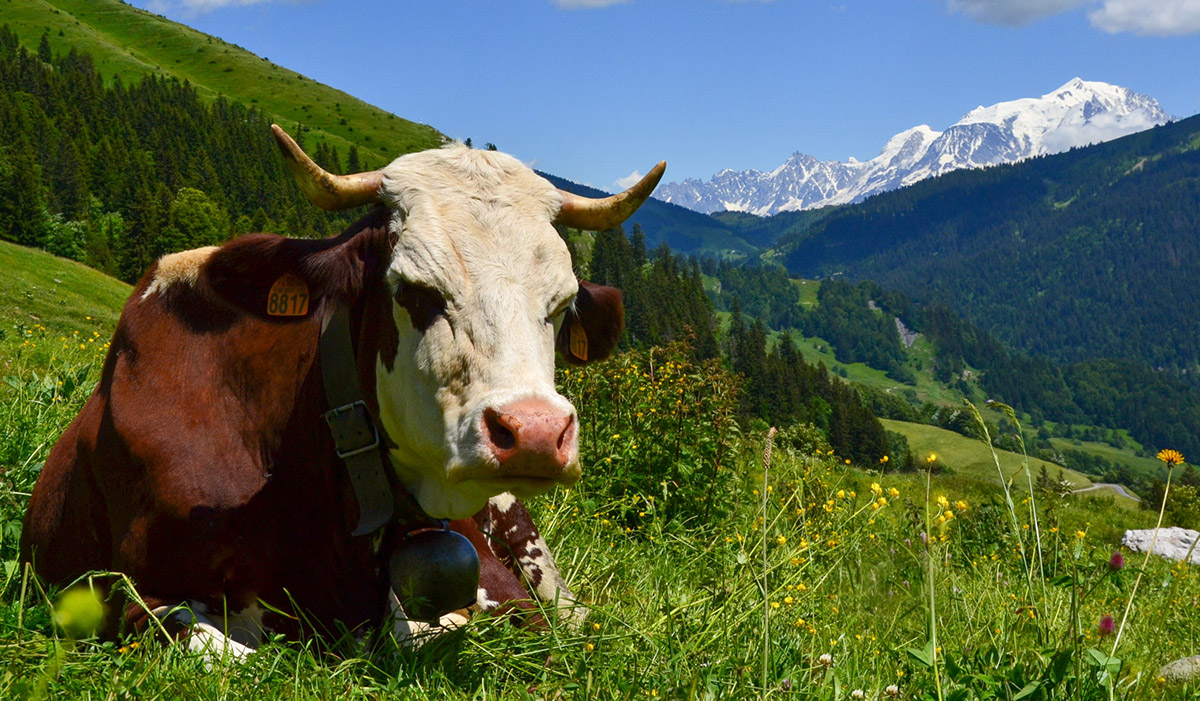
202,231 -> 367,320
202,211 -> 390,319
557,281 -> 623,365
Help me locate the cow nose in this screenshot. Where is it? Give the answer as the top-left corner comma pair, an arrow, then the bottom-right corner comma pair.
481,399 -> 577,479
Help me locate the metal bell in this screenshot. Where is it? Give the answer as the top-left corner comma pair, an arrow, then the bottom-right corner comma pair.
388,525 -> 480,623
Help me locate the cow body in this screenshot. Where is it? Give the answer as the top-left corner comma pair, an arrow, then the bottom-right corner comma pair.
21,140 -> 656,651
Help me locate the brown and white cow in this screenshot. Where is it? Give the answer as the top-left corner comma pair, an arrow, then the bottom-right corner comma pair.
21,126 -> 664,655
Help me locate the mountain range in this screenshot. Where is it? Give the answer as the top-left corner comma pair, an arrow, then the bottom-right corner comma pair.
658,78 -> 1171,216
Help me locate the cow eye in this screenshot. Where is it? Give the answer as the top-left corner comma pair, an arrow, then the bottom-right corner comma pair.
395,280 -> 446,332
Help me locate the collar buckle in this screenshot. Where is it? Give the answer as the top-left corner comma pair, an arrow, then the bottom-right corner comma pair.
322,400 -> 381,459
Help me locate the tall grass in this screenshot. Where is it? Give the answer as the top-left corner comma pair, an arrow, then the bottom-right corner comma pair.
0,325 -> 1197,697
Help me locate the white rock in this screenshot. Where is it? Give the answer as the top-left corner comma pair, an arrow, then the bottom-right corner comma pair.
1121,527 -> 1200,565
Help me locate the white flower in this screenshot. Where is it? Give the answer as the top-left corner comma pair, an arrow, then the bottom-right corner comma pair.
818,653 -> 834,668
851,690 -> 865,700
885,684 -> 901,698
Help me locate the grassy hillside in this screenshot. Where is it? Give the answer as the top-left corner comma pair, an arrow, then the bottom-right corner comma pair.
3,0 -> 444,164
0,239 -> 129,371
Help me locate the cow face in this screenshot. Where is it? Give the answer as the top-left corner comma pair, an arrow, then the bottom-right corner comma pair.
374,147 -> 591,518
204,132 -> 660,522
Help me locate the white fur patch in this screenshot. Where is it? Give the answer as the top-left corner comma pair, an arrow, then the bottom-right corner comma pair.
152,600 -> 266,664
386,588 -> 472,647
141,246 -> 219,299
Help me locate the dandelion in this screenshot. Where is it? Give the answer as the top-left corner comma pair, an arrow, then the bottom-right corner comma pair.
1157,449 -> 1185,465
1098,614 -> 1115,638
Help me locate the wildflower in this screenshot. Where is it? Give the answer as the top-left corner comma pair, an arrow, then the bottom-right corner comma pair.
818,653 -> 834,668
937,495 -> 950,508
784,596 -> 794,604
836,490 -> 845,499
871,482 -> 883,496
1098,614 -> 1115,638
889,487 -> 900,498
776,535 -> 787,546
880,455 -> 889,464
1075,530 -> 1087,540
584,642 -> 595,652
885,685 -> 901,698
876,497 -> 887,508
955,500 -> 967,511
1109,551 -> 1125,571
926,454 -> 937,463
1157,449 -> 1185,465
851,690 -> 865,700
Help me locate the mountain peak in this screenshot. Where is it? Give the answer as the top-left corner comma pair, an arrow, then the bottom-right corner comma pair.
657,80 -> 1170,215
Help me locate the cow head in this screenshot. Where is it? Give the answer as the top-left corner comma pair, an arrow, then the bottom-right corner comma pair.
205,126 -> 663,520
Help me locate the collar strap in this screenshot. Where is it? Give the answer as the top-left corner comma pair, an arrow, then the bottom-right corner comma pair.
319,307 -> 395,535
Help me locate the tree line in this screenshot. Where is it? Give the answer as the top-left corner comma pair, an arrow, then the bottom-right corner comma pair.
0,27 -> 365,283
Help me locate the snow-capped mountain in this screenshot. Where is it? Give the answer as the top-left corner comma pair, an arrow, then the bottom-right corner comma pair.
658,79 -> 1172,216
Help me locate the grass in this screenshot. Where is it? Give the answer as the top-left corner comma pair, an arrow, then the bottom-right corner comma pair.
3,0 -> 445,165
0,239 -> 129,370
0,246 -> 1196,697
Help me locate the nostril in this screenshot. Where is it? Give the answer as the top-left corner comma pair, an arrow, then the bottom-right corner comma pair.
483,407 -> 518,451
557,414 -> 575,450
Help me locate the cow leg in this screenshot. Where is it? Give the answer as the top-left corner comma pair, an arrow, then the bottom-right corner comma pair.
124,597 -> 265,662
474,493 -> 586,628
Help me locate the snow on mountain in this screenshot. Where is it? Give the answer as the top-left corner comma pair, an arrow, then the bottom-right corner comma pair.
658,79 -> 1172,216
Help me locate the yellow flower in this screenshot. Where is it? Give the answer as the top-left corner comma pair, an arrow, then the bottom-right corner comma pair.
926,453 -> 938,463
1157,449 -> 1185,465
889,487 -> 900,498
776,535 -> 787,546
836,490 -> 846,499
1075,530 -> 1087,539
584,643 -> 595,652
876,497 -> 887,507
871,482 -> 883,496
880,455 -> 889,464
937,495 -> 950,508
955,500 -> 968,511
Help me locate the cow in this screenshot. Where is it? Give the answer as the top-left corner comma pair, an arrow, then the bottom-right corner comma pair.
20,125 -> 665,656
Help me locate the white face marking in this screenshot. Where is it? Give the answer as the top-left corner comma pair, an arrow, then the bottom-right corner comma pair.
372,146 -> 584,519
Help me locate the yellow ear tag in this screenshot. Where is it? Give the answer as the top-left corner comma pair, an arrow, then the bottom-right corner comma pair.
569,320 -> 589,361
267,273 -> 310,317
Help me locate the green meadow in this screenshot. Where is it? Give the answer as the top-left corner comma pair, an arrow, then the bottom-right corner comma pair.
1,243 -> 1197,698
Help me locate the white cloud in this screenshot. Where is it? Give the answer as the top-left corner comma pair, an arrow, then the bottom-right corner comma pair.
1041,111 -> 1167,153
945,0 -> 1084,26
552,0 -> 630,8
614,170 -> 644,190
1088,0 -> 1200,36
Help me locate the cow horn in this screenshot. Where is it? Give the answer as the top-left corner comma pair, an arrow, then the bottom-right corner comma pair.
554,161 -> 666,231
270,124 -> 383,211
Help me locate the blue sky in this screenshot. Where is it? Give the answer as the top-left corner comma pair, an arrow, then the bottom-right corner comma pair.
129,0 -> 1200,191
